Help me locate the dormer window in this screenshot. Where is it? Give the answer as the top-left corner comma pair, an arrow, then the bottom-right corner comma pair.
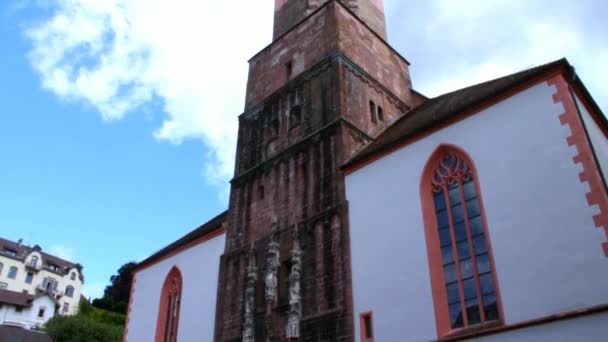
70,272 -> 76,281
4,248 -> 17,257
47,263 -> 59,272
29,256 -> 38,268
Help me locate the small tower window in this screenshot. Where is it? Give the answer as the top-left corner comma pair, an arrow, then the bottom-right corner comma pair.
38,307 -> 46,318
377,106 -> 384,122
360,311 -> 375,342
369,101 -> 377,124
286,61 -> 293,80
259,185 -> 265,200
290,105 -> 302,127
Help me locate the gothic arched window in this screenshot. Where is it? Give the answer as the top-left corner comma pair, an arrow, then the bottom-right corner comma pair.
155,267 -> 183,342
420,145 -> 503,337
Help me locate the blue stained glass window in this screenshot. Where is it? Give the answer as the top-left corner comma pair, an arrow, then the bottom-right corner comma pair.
441,246 -> 454,265
463,181 -> 476,200
467,198 -> 481,217
434,193 -> 446,211
448,186 -> 461,204
451,204 -> 465,223
430,152 -> 499,330
460,258 -> 474,279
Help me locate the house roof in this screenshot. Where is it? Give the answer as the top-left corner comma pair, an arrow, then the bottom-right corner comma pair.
0,289 -> 33,307
0,238 -> 82,280
0,325 -> 52,342
135,210 -> 228,271
0,289 -> 58,308
343,58 -> 606,171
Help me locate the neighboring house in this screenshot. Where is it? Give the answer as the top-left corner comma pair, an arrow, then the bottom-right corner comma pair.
0,289 -> 57,330
0,238 -> 84,317
343,60 -> 608,340
124,1 -> 608,341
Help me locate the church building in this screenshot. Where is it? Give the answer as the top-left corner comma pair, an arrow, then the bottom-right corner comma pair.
124,1 -> 608,341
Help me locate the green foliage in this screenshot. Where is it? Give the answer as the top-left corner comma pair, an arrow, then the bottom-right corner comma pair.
44,299 -> 126,342
92,261 -> 137,314
44,315 -> 123,342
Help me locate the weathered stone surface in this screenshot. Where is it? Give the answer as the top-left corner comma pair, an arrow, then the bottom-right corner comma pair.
214,1 -> 416,341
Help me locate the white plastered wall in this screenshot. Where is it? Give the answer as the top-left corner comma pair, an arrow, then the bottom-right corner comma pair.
125,232 -> 225,342
576,94 -> 608,183
0,253 -> 83,316
0,295 -> 56,329
346,80 -> 608,342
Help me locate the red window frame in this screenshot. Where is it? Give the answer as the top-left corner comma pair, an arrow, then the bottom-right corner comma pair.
359,311 -> 375,342
420,144 -> 504,338
155,266 -> 183,342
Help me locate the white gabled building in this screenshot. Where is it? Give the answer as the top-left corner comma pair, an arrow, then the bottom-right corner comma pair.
344,59 -> 608,341
0,289 -> 58,330
0,238 -> 84,317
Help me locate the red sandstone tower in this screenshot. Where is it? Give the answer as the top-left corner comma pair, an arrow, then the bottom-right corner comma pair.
215,1 -> 421,340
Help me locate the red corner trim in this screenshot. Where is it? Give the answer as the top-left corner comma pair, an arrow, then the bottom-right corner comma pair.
123,275 -> 137,342
548,75 -> 608,257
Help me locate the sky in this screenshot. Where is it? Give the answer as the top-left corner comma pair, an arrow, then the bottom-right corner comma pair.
0,0 -> 606,300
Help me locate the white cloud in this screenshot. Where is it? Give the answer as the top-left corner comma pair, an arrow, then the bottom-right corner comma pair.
386,0 -> 607,112
48,245 -> 75,262
82,281 -> 105,300
25,0 -> 274,193
22,0 -> 607,201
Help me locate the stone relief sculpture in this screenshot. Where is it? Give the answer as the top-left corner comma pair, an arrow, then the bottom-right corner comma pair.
265,218 -> 280,303
286,229 -> 303,339
243,246 -> 257,342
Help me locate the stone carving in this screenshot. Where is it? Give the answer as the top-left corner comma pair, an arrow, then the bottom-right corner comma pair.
242,246 -> 257,342
265,218 -> 280,303
286,229 -> 303,339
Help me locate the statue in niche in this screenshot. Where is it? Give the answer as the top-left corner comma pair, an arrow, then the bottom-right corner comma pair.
286,228 -> 303,339
265,218 -> 280,303
243,246 -> 257,342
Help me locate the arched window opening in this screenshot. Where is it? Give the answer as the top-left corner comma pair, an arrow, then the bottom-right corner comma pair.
421,145 -> 502,336
155,267 -> 183,342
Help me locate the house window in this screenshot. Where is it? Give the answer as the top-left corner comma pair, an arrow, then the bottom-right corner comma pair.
25,272 -> 34,284
42,277 -> 58,292
421,145 -> 502,337
369,101 -> 377,124
29,256 -> 38,268
0,282 -> 7,289
62,303 -> 69,313
359,311 -> 375,342
0,262 -> 3,275
8,267 -> 17,279
38,307 -> 45,318
155,267 -> 182,342
16,306 -> 22,313
70,272 -> 76,281
65,286 -> 75,298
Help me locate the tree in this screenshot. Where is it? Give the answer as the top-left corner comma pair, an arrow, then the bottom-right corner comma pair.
92,261 -> 136,314
45,300 -> 124,342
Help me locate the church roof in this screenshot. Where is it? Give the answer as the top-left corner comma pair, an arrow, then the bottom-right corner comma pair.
344,58 -> 606,171
135,210 -> 227,271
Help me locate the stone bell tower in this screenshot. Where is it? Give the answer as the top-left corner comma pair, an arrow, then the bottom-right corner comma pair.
214,1 -> 420,341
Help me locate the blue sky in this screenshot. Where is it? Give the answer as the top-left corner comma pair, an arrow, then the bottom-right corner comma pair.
1,0 -> 606,299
